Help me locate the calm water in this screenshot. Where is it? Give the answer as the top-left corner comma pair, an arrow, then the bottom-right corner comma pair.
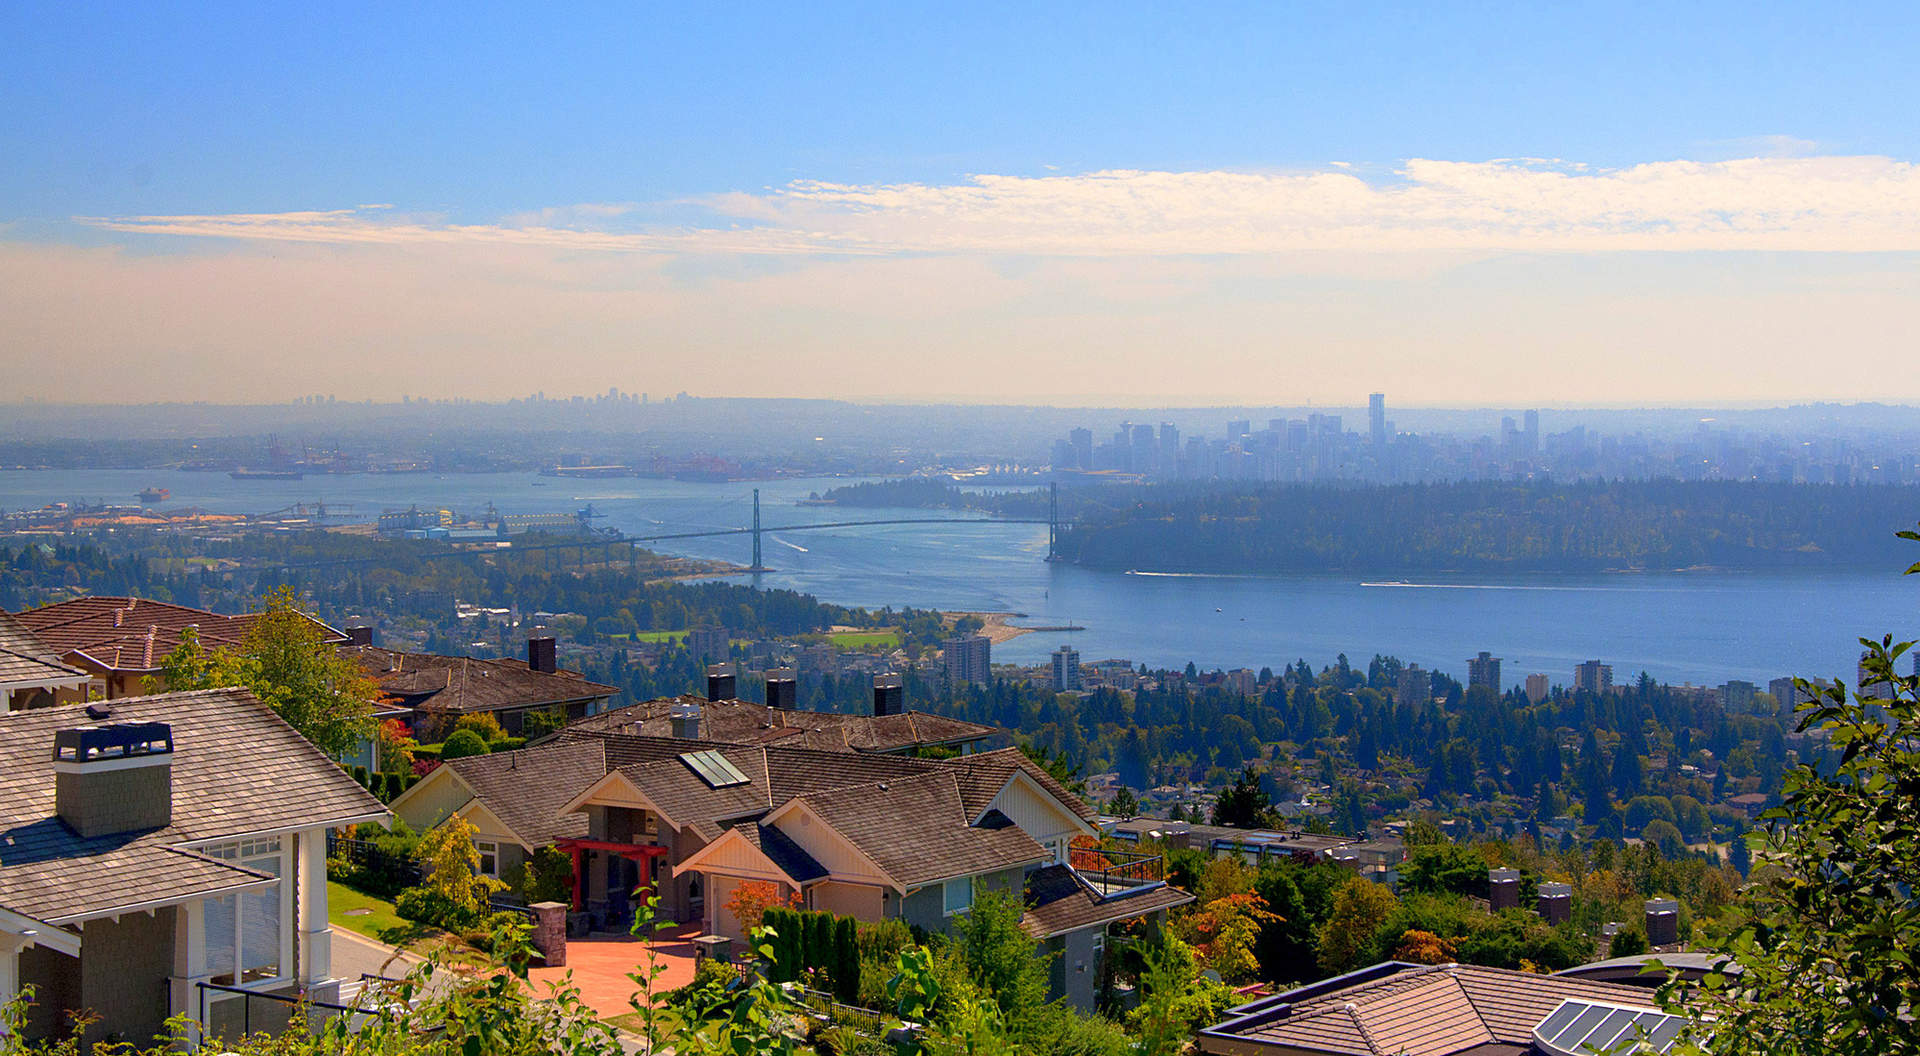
5,469 -> 1916,689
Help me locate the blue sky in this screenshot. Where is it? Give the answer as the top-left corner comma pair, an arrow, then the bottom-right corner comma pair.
6,2 -> 1920,404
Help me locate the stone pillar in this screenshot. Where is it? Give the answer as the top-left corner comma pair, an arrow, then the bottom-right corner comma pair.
1488,868 -> 1520,911
530,902 -> 569,968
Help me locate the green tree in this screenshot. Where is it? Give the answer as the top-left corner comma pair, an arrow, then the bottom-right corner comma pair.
953,889 -> 1052,1031
1316,875 -> 1397,974
1108,785 -> 1139,819
1399,842 -> 1489,898
157,586 -> 377,758
1211,766 -> 1278,830
440,728 -> 490,759
1662,629 -> 1920,1055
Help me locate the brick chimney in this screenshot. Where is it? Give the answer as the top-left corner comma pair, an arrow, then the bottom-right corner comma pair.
872,673 -> 904,717
55,721 -> 174,838
706,663 -> 737,701
669,700 -> 702,740
764,667 -> 797,709
1645,898 -> 1679,946
527,636 -> 558,674
345,626 -> 375,647
1536,881 -> 1572,925
1488,868 -> 1520,911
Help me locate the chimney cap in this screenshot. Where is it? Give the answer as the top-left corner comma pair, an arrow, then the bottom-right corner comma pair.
707,662 -> 736,677
55,722 -> 174,763
668,701 -> 701,720
1489,868 -> 1520,882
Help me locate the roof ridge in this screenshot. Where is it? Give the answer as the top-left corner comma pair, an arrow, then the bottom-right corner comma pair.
1443,969 -> 1500,1043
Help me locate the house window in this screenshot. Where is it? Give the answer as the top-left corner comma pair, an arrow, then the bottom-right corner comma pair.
943,876 -> 974,916
198,835 -> 289,986
475,840 -> 500,878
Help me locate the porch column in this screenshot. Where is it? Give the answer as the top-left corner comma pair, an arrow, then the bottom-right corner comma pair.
570,848 -> 585,911
0,941 -> 18,1004
299,829 -> 331,986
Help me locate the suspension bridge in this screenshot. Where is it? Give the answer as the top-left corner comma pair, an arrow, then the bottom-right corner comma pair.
269,484 -> 1071,572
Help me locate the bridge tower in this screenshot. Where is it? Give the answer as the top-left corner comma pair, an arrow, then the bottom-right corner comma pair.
749,488 -> 768,573
1047,481 -> 1059,562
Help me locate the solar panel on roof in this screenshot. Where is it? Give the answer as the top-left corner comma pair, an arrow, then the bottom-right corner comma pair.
680,749 -> 750,788
1534,999 -> 1688,1056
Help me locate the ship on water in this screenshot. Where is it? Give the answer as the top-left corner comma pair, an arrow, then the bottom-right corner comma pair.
230,435 -> 304,480
137,487 -> 170,502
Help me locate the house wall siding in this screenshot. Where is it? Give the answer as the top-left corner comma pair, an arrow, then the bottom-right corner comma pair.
18,945 -> 79,1041
984,779 -> 1084,854
394,769 -> 471,832
810,881 -> 884,920
80,908 -> 176,1047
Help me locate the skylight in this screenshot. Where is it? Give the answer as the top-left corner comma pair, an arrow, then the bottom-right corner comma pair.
681,749 -> 750,788
1533,999 -> 1687,1056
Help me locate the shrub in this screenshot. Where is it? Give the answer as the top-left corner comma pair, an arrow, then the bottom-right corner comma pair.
1609,924 -> 1649,956
523,707 -> 567,739
440,729 -> 490,759
521,844 -> 574,905
352,765 -> 370,787
668,957 -> 737,1014
453,712 -> 508,742
396,886 -> 480,931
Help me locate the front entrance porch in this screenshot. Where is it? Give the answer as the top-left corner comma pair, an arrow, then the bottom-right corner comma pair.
554,838 -> 673,935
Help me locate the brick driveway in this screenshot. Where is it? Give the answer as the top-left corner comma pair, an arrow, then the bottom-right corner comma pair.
527,923 -> 703,1021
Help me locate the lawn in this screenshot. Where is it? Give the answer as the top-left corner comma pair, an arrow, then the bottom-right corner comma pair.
629,630 -> 689,643
828,630 -> 901,650
328,880 -> 407,942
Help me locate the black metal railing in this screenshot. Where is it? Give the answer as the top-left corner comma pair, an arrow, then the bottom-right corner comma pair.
1069,844 -> 1164,891
193,981 -> 371,1048
328,834 -> 424,888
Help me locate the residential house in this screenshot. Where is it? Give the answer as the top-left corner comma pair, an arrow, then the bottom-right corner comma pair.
391,732 -> 1190,1012
344,637 -> 618,740
13,597 -> 345,699
1103,816 -> 1356,865
1199,961 -> 1691,1056
0,612 -> 92,710
0,688 -> 387,1046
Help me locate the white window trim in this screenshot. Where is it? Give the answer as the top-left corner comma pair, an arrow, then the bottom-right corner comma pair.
475,839 -> 501,878
190,835 -> 294,993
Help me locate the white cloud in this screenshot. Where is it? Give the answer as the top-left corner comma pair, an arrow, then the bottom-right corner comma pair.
80,155 -> 1920,257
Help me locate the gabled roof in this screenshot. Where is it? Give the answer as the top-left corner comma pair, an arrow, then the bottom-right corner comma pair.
15,596 -> 344,673
564,695 -> 997,753
792,775 -> 1049,887
437,740 -> 605,847
1200,962 -> 1669,1056
0,611 -> 89,687
0,688 -> 387,926
345,645 -> 617,716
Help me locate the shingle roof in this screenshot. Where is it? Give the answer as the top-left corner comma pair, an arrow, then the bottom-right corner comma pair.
345,645 -> 616,716
566,695 -> 997,753
15,597 -> 343,673
1202,963 -> 1664,1056
0,611 -> 89,686
442,740 -> 604,846
1020,863 -> 1195,938
795,775 -> 1049,886
0,688 -> 386,925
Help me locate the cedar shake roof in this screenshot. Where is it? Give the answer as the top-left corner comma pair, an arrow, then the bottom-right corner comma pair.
1020,863 -> 1195,939
1201,962 -> 1665,1056
566,695 -> 997,753
0,688 -> 386,926
15,596 -> 345,673
441,740 -> 605,847
794,776 -> 1049,886
344,645 -> 617,716
0,611 -> 89,687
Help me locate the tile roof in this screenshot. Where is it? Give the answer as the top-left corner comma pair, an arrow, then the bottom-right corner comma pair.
344,645 -> 617,716
0,688 -> 386,925
1202,962 -> 1664,1056
0,611 -> 89,686
15,597 -> 343,673
566,695 -> 997,753
441,740 -> 604,846
1020,863 -> 1196,938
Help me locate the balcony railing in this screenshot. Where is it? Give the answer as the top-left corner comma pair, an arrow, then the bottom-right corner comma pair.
1069,844 -> 1164,895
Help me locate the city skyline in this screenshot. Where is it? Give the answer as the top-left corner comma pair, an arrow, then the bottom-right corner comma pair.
7,4 -> 1920,404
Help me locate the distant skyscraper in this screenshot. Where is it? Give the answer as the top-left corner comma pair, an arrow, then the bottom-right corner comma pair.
1051,645 -> 1083,692
1721,679 -> 1756,711
1524,673 -> 1549,703
1396,664 -> 1430,707
1768,676 -> 1799,712
1574,660 -> 1613,696
1467,651 -> 1502,693
943,634 -> 991,684
1523,409 -> 1541,453
1227,419 -> 1251,443
1068,427 -> 1093,470
1369,393 -> 1387,448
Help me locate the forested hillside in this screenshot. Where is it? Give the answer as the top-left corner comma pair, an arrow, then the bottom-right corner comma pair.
1049,480 -> 1920,573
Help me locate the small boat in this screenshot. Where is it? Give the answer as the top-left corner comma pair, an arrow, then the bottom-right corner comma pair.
138,487 -> 170,502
